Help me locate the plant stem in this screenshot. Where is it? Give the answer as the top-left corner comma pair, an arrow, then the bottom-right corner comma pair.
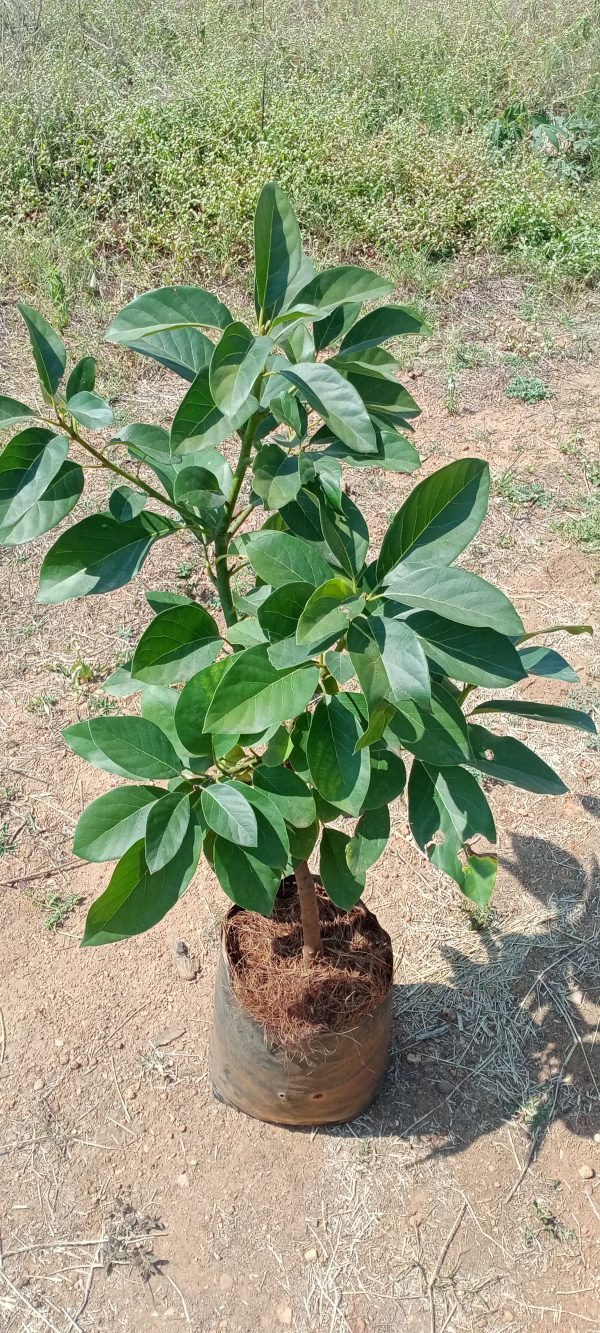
214,408 -> 263,628
57,418 -> 185,516
294,860 -> 322,960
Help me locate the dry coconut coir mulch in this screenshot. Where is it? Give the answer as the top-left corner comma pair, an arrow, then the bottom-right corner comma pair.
224,878 -> 393,1046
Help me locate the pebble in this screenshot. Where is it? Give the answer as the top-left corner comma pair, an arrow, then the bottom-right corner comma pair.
59,1052 -> 70,1066
351,1320 -> 367,1333
124,1086 -> 137,1101
33,1078 -> 44,1091
54,1038 -> 64,1049
304,1248 -> 318,1263
578,1165 -> 595,1180
176,1172 -> 190,1188
219,1273 -> 234,1293
436,1079 -> 454,1094
406,1052 -> 421,1064
594,1133 -> 600,1144
276,1304 -> 293,1327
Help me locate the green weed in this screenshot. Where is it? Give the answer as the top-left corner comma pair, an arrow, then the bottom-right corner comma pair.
43,892 -> 80,930
494,472 -> 553,506
505,376 -> 551,403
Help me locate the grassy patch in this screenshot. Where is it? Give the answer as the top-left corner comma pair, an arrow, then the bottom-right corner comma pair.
505,375 -> 552,403
494,472 -> 553,506
42,892 -> 81,930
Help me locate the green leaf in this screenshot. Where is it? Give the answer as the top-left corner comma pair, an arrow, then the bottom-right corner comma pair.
261,724 -> 293,767
0,460 -> 83,545
0,429 -> 67,528
408,611 -> 526,687
257,581 -> 314,642
362,747 -> 406,810
82,818 -> 203,945
408,760 -> 497,899
269,391 -> 308,439
286,818 -> 319,871
378,458 -> 490,580
318,492 -> 369,577
245,530 -> 333,588
73,785 -> 163,861
313,302 -> 362,353
254,182 -> 303,321
227,618 -> 267,648
518,623 -> 592,642
297,578 -> 365,647
210,323 -> 272,416
204,645 -> 319,735
141,683 -> 211,770
108,485 -> 147,522
469,699 -> 596,733
468,723 -> 567,795
18,303 -> 65,394
254,765 -> 316,828
170,366 -> 228,453
339,304 -> 430,354
102,663 -> 138,697
320,828 -> 365,910
63,715 -> 182,780
145,589 -> 193,614
106,286 -> 232,343
122,327 -> 213,381
280,362 -> 377,455
309,454 -> 343,509
355,702 -> 395,750
324,650 -> 355,685
38,512 -> 164,604
463,854 -> 497,907
518,645 -> 578,683
383,566 -> 524,636
174,658 -> 233,754
266,637 -> 317,670
227,781 -> 289,868
0,396 -> 36,428
307,694 -> 370,815
348,614 -> 431,710
322,428 -> 419,475
280,265 -> 394,320
66,357 -> 96,397
346,806 -> 390,874
253,443 -> 304,510
386,681 -> 472,766
67,391 -> 114,431
145,792 -> 192,872
341,367 -> 420,427
213,839 -> 280,914
131,604 -> 221,686
201,782 -> 257,845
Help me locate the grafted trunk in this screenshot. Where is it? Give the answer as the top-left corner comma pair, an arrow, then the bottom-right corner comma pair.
294,860 -> 322,960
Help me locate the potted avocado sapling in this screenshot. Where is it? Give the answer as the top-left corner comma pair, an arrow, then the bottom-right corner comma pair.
1,185 -> 593,1124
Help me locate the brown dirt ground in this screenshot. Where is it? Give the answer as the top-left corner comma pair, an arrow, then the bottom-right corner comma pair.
1,275 -> 600,1333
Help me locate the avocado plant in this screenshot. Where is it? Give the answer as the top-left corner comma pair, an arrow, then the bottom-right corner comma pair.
0,184 -> 594,962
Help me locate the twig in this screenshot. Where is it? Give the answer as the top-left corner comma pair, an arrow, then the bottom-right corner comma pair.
89,1002 -> 150,1059
0,1268 -> 65,1332
110,1054 -> 131,1124
439,1303 -> 458,1333
70,1242 -> 103,1326
1,1233 -> 163,1260
0,863 -> 81,888
0,1009 -> 5,1065
428,1203 -> 466,1333
164,1271 -> 192,1326
505,1136 -> 537,1204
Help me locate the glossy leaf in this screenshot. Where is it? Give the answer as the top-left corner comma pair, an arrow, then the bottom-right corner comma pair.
346,806 -> 390,874
313,302 -> 362,352
280,265 -> 394,320
254,764 -> 316,828
213,839 -> 280,914
383,565 -> 524,636
106,286 -> 232,342
468,723 -> 568,794
204,644 -> 319,735
347,614 -> 431,709
141,683 -> 211,770
0,396 -> 36,428
131,604 -> 221,685
0,459 -> 83,545
342,367 -> 420,426
170,366 -> 228,452
108,485 -> 147,522
0,430 -> 68,528
63,715 -> 182,780
145,792 -> 192,872
470,699 -> 596,732
254,182 -> 303,321
82,818 -> 203,945
324,649 -> 355,685
378,458 -> 490,580
296,578 -> 365,647
320,828 -> 365,910
145,589 -> 193,614
323,428 -> 419,474
257,581 -> 314,642
210,322 -> 272,416
339,304 -> 430,354
227,617 -> 267,648
174,657 -> 234,755
409,611 -> 526,687
73,785 -> 163,861
385,681 -> 472,766
307,694 -> 370,815
227,781 -> 289,868
245,530 -> 333,588
269,391 -> 308,439
67,391 -> 114,431
518,645 -> 578,683
318,492 -> 369,576
362,747 -> 406,810
253,443 -> 304,510
66,356 -> 96,397
281,362 -> 377,455
123,327 -> 213,381
201,781 -> 258,845
18,303 -> 65,394
38,512 -> 165,603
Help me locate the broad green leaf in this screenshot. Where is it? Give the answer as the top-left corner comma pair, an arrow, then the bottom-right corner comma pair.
322,428 -> 419,474
73,785 -> 163,861
18,303 -> 65,394
210,322 -> 272,416
468,723 -> 567,794
257,581 -> 314,643
146,589 -> 193,613
254,182 -> 303,321
324,649 -> 355,685
279,265 -> 394,320
227,618 -> 267,648
463,854 -> 497,907
170,365 -> 228,452
355,702 -> 395,750
279,487 -> 331,557
309,454 -> 343,509
213,838 -> 280,914
253,443 -> 305,510
378,458 -> 490,580
173,465 -> 226,526
307,694 -> 370,815
66,357 -> 96,397
0,429 -> 68,527
288,712 -> 311,781
82,818 -> 203,945
204,644 -> 319,734
106,286 -> 232,343
286,818 -> 319,871
269,391 -> 308,439
116,422 -> 170,457
266,637 -> 318,670
383,565 -> 524,636
341,368 -> 420,426
362,747 -> 406,810
261,724 -> 293,767
518,645 -> 578,683
348,614 -> 431,710
102,663 -> 138,697
346,806 -> 390,874
409,761 -> 496,852
141,683 -> 212,769
313,302 -> 362,353
320,827 -> 365,909
245,530 -> 333,588
470,699 -> 596,733
280,319 -> 315,364
174,657 -> 234,754
145,792 -> 192,872
339,304 -> 430,354
254,764 -> 316,828
318,492 -> 369,576
385,681 -> 472,766
108,485 -> 147,523
201,781 -> 257,846
63,715 -> 182,780
280,362 -> 377,455
0,460 -> 83,545
408,611 -> 526,687
227,781 -> 289,868
0,396 -> 36,428
297,578 -> 365,647
67,391 -> 114,431
122,327 -> 213,381
38,511 -> 165,604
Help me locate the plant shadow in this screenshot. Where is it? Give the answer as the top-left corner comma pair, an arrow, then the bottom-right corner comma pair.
325,829 -> 600,1154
